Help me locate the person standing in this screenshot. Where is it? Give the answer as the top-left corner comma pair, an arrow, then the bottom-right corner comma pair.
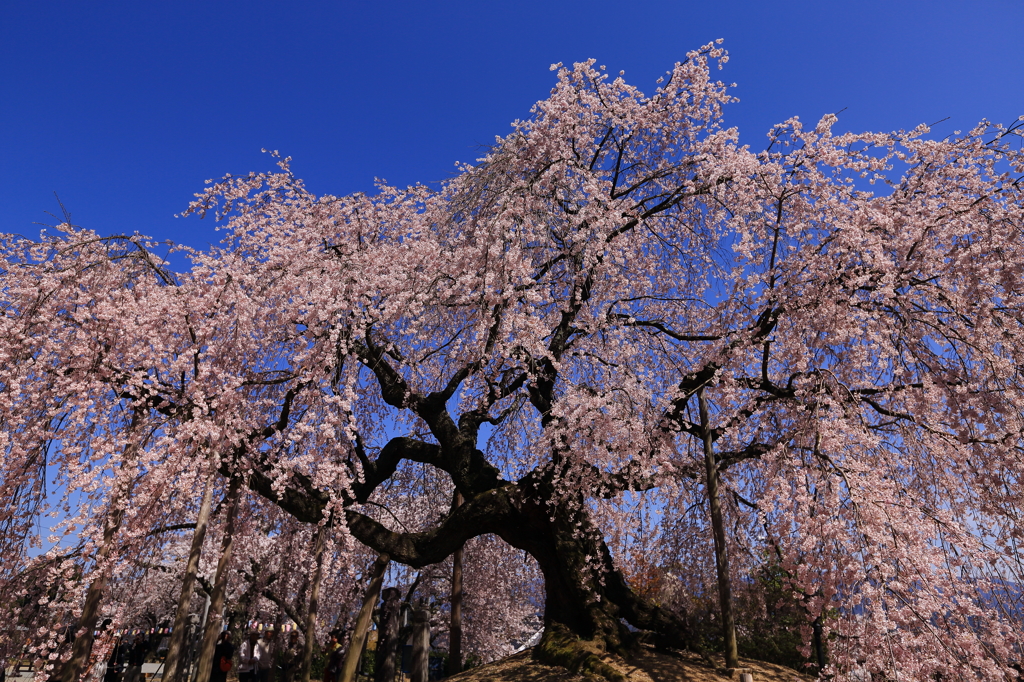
322,634 -> 342,682
279,632 -> 300,682
84,620 -> 115,682
237,632 -> 259,682
254,631 -> 274,682
103,637 -> 124,682
208,631 -> 235,682
124,637 -> 146,682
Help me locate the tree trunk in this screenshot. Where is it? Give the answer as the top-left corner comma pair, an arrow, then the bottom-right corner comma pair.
492,485 -> 690,682
163,467 -> 218,682
53,497 -> 125,682
812,615 -> 826,672
699,389 -> 739,670
249,454 -> 693,682
374,588 -> 401,682
340,553 -> 389,682
300,524 -> 328,682
524,517 -> 650,682
194,477 -> 242,682
447,491 -> 464,677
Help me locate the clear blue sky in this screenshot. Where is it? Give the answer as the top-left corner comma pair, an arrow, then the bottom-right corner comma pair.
3,0 -> 1022,253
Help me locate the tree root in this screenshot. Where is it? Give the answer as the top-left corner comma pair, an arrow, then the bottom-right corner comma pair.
534,623 -> 627,682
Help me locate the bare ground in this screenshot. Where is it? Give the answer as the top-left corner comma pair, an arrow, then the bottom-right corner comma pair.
446,647 -> 815,682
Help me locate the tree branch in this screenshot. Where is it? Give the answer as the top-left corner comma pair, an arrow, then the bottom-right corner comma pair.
146,523 -> 197,537
344,486 -> 512,568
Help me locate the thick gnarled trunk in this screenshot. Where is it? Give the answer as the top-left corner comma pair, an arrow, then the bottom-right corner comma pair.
499,491 -> 689,658
247,448 -> 689,679
495,495 -> 688,682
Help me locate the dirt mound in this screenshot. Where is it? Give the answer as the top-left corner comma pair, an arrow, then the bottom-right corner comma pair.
447,647 -> 814,682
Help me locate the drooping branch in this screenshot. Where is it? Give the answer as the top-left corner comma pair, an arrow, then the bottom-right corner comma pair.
659,305 -> 787,438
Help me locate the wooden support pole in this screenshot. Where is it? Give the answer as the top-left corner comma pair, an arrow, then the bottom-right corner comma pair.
194,477 -> 242,682
410,606 -> 429,682
300,524 -> 328,682
163,466 -> 217,682
448,491 -> 464,677
340,554 -> 390,682
374,588 -> 401,682
699,388 -> 739,671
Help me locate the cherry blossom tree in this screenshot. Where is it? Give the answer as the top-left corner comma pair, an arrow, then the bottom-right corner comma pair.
172,40 -> 1024,680
5,39 -> 1024,682
0,226 -> 191,681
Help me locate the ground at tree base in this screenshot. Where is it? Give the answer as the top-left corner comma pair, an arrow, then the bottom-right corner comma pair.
446,646 -> 813,682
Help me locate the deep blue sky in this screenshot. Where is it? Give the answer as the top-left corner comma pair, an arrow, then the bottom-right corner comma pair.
3,1 -> 1022,255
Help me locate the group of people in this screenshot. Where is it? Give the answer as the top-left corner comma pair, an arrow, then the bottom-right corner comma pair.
69,625 -> 346,682
212,629 -> 281,682
210,628 -> 345,682
82,629 -> 152,682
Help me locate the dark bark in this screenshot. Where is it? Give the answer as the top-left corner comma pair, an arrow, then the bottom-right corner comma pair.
813,616 -> 826,672
500,481 -> 690,656
243,455 -> 688,666
236,329 -> 702,678
348,313 -> 691,656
